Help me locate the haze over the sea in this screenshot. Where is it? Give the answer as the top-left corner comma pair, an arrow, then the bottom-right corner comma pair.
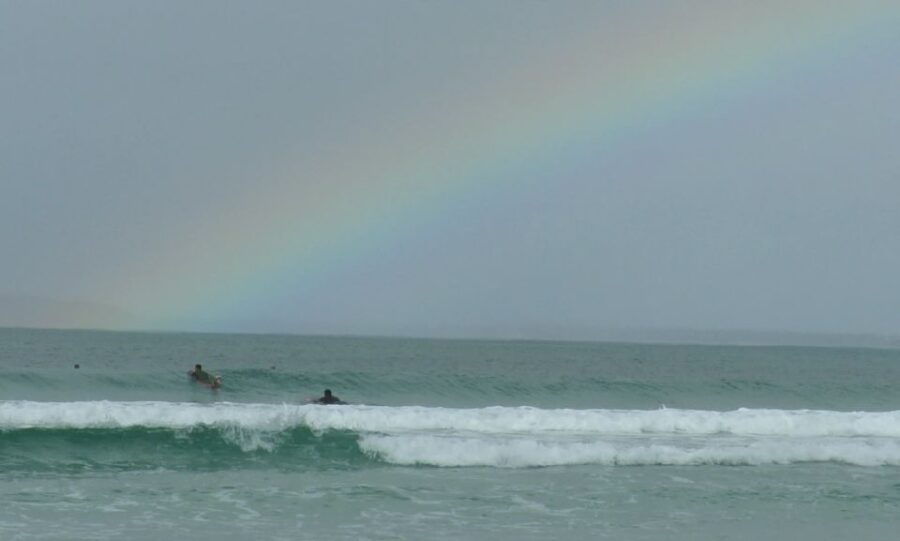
3,1 -> 898,341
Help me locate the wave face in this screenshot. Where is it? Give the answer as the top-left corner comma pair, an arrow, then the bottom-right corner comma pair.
3,328 -> 900,412
3,329 -> 900,472
4,400 -> 900,470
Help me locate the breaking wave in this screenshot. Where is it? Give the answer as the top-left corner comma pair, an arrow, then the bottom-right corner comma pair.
3,400 -> 900,468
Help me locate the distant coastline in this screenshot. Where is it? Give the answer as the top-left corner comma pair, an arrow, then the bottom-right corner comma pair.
1,308 -> 897,351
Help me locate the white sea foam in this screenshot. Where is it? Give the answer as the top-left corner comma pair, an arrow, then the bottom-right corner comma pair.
359,433 -> 900,467
4,400 -> 900,465
2,400 -> 899,437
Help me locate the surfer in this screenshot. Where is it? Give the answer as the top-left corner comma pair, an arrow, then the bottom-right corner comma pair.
188,363 -> 221,388
312,389 -> 346,405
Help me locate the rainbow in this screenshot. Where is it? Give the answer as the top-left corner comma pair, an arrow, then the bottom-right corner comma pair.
93,1 -> 899,331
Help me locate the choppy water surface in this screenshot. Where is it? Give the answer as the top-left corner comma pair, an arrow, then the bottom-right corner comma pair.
2,328 -> 900,540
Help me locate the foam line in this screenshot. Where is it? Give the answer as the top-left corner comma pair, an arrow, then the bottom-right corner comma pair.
360,433 -> 900,467
3,401 -> 899,438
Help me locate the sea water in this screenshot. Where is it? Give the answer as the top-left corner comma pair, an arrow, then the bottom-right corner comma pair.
2,328 -> 899,540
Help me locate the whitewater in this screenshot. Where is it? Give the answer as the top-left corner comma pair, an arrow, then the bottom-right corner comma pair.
2,328 -> 900,540
4,400 -> 900,468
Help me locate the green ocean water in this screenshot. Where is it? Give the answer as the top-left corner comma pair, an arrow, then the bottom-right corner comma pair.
2,327 -> 900,540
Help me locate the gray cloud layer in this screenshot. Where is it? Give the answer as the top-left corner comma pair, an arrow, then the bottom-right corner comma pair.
2,2 -> 898,340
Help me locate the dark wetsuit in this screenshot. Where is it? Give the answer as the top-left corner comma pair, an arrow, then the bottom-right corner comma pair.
314,394 -> 345,405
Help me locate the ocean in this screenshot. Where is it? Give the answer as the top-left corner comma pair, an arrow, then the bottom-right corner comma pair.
2,327 -> 899,540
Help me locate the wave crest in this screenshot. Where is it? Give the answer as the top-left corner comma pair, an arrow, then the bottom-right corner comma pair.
3,400 -> 899,436
4,401 -> 900,468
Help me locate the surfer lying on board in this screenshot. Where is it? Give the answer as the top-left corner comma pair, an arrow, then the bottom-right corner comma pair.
188,363 -> 222,389
311,389 -> 346,405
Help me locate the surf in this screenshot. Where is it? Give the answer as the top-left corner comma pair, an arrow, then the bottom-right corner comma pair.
3,400 -> 900,436
3,400 -> 900,469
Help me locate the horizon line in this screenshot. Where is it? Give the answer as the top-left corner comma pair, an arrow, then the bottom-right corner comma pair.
3,323 -> 898,350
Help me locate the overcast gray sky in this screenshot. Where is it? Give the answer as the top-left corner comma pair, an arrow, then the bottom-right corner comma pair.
2,1 -> 898,339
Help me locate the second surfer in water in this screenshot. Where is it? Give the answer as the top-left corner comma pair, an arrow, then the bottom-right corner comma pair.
312,389 -> 346,404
